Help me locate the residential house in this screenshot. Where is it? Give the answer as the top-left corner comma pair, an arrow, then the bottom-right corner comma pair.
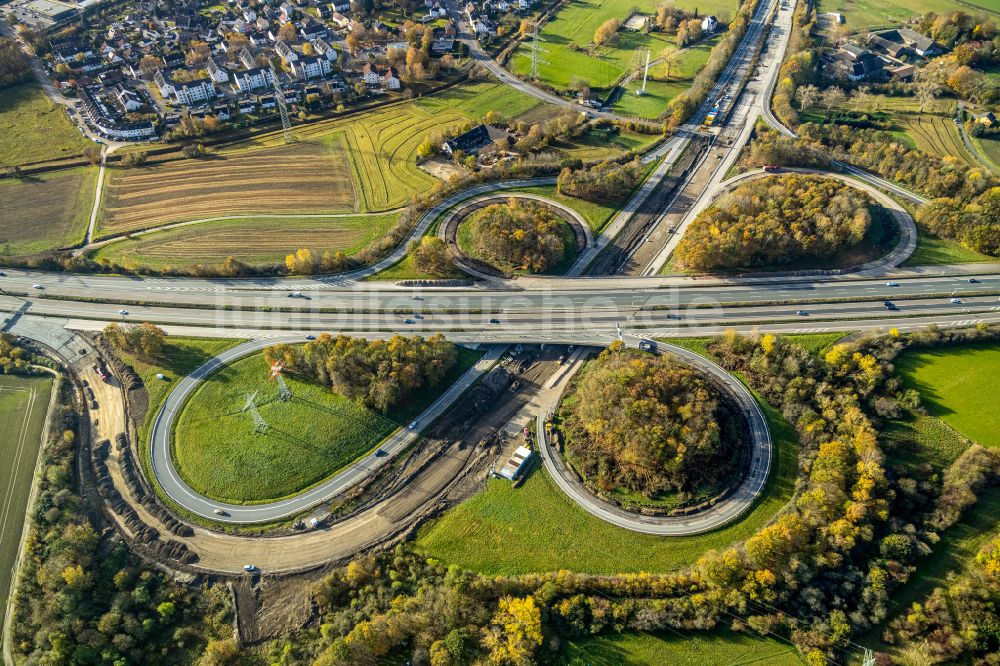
233,66 -> 273,91
299,20 -> 328,40
330,11 -> 350,28
153,69 -> 175,97
292,55 -> 332,79
275,39 -> 298,62
114,83 -> 144,111
173,77 -> 216,104
701,15 -> 718,33
206,56 -> 230,83
238,46 -> 257,69
312,38 -> 338,61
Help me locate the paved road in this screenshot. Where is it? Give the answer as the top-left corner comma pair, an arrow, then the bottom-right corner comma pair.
536,340 -> 771,535
148,339 -> 505,523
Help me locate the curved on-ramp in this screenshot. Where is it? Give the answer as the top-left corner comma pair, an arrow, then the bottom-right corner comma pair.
149,337 -> 504,524
535,340 -> 772,536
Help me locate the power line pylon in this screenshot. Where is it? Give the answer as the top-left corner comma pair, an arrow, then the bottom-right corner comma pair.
269,360 -> 292,402
270,68 -> 295,144
639,49 -> 651,95
861,648 -> 876,666
527,21 -> 549,80
243,392 -> 269,433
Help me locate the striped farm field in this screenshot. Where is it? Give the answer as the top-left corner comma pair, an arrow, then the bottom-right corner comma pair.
895,114 -> 979,167
97,141 -> 357,237
0,375 -> 53,634
93,213 -> 397,270
0,167 -> 98,256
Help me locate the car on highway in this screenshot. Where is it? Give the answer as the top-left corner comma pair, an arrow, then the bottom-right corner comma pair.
32,283 -> 43,289
213,508 -> 227,516
0,271 -> 5,276
886,281 -> 899,287
305,334 -> 316,340
763,165 -> 781,172
403,318 -> 415,324
411,295 -> 423,300
796,310 -> 808,316
885,302 -> 897,310
489,318 -> 500,324
950,298 -> 962,304
243,564 -> 256,572
117,309 -> 129,315
969,278 -> 979,283
289,291 -> 303,298
375,449 -> 388,457
408,420 -> 419,430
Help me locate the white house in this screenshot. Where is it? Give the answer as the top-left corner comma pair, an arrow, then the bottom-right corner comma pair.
153,69 -> 175,97
701,15 -> 718,33
292,55 -> 332,79
275,39 -> 298,63
233,66 -> 273,92
115,85 -> 143,111
206,56 -> 230,83
312,38 -> 338,61
173,78 -> 217,105
329,10 -> 350,27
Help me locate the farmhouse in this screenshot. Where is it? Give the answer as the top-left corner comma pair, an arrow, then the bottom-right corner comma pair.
872,27 -> 942,58
442,123 -> 510,156
701,15 -> 719,34
975,111 -> 997,127
825,44 -> 885,81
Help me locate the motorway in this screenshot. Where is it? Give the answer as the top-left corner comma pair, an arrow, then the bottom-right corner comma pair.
3,0 -> 1000,542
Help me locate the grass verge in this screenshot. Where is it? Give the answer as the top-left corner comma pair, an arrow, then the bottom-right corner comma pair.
0,374 -> 53,633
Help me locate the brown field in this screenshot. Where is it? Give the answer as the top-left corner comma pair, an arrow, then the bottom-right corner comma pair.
0,168 -> 98,256
93,213 -> 397,270
896,115 -> 979,167
97,141 -> 357,237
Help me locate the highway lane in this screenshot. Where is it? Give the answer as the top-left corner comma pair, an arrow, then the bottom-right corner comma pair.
149,340 -> 505,523
536,341 -> 772,535
4,273 -> 1000,316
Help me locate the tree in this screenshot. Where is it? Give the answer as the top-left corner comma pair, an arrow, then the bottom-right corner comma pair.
139,54 -> 162,80
482,596 -> 543,665
465,199 -> 567,273
914,79 -> 940,111
795,84 -> 821,110
675,173 -> 873,270
408,236 -> 453,275
278,21 -> 298,43
82,145 -> 102,165
659,45 -> 681,80
593,18 -> 620,46
820,85 -> 846,111
103,322 -> 166,358
851,85 -> 873,111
